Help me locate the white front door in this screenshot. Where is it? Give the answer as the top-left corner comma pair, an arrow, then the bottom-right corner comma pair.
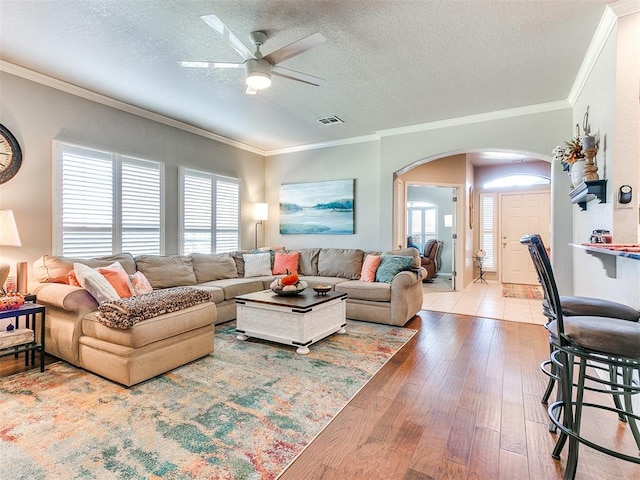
500,192 -> 551,285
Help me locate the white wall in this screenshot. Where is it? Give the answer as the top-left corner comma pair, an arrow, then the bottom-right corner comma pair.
0,71 -> 264,279
572,12 -> 640,309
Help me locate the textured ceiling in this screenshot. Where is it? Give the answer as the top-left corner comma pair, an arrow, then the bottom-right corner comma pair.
0,0 -> 608,153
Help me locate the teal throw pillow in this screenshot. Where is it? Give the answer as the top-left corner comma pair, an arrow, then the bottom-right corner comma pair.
375,254 -> 414,283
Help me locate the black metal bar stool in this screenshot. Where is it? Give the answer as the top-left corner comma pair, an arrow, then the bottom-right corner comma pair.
521,234 -> 640,480
527,238 -> 639,428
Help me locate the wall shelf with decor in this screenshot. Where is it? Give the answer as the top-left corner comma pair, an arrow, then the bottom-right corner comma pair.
569,179 -> 606,210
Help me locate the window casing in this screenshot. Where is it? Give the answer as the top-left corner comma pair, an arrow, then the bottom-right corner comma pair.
53,142 -> 165,257
407,205 -> 437,248
180,168 -> 240,254
479,193 -> 497,271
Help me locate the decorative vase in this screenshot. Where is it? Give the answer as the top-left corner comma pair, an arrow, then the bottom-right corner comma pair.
570,159 -> 586,188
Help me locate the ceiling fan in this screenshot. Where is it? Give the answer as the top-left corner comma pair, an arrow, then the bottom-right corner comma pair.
180,14 -> 327,94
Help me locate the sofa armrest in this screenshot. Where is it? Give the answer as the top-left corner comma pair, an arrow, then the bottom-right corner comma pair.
390,268 -> 426,289
29,282 -> 98,313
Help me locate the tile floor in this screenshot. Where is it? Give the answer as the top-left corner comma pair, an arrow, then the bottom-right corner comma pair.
422,280 -> 548,325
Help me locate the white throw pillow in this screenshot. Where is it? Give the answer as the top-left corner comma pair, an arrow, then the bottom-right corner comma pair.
242,253 -> 272,277
73,262 -> 120,303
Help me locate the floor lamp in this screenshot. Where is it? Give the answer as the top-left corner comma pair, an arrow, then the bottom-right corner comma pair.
254,203 -> 268,249
0,210 -> 22,294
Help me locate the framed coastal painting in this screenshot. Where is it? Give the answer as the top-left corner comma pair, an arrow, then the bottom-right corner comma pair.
280,179 -> 355,234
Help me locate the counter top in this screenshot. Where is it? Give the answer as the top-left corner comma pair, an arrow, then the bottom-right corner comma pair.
571,243 -> 640,261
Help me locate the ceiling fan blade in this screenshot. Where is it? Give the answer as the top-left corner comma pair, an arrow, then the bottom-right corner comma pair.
201,13 -> 254,61
263,32 -> 326,65
179,61 -> 244,69
245,85 -> 258,95
272,66 -> 325,87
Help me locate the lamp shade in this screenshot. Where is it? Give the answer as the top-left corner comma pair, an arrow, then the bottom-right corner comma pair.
0,210 -> 21,246
254,203 -> 269,221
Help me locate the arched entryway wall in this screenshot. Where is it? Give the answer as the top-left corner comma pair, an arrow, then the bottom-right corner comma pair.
377,107 -> 575,293
395,150 -> 551,289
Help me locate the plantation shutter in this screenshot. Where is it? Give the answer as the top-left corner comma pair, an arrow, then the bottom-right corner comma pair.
214,176 -> 240,253
121,157 -> 163,255
181,169 -> 240,254
60,145 -> 114,257
480,194 -> 496,270
55,142 -> 165,257
182,170 -> 213,254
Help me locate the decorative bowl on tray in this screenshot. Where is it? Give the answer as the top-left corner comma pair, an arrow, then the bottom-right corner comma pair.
270,272 -> 308,296
271,286 -> 306,297
313,285 -> 332,295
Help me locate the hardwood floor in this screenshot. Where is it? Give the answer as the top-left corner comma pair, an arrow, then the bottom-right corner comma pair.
280,310 -> 640,480
2,310 -> 639,479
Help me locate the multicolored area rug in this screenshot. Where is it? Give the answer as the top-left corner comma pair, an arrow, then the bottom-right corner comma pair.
0,320 -> 415,480
502,282 -> 544,300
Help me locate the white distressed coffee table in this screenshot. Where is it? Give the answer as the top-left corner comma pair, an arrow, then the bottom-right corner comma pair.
235,290 -> 347,354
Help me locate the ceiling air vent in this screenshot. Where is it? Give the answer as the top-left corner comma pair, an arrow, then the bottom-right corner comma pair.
317,116 -> 344,126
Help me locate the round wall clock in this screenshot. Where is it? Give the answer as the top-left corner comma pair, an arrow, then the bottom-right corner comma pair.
0,123 -> 23,184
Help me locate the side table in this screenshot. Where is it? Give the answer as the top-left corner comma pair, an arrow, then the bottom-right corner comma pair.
0,302 -> 46,372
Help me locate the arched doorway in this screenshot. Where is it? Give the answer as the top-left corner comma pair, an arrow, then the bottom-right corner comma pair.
394,150 -> 551,290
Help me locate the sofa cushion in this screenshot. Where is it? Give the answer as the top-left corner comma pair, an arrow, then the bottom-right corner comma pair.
318,248 -> 364,279
243,253 -> 272,277
82,302 -> 215,349
375,254 -> 414,283
130,271 -> 153,296
230,250 -> 252,277
34,253 -> 136,284
204,277 -> 272,301
360,254 -> 381,282
135,255 -> 197,289
272,251 -> 300,275
296,248 -> 321,276
335,280 -> 391,302
73,262 -> 120,303
96,262 -> 134,298
298,276 -> 351,288
189,284 -> 225,303
388,248 -> 421,269
191,253 -> 238,283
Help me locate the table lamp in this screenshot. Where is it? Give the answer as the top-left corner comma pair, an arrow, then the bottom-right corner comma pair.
0,210 -> 22,294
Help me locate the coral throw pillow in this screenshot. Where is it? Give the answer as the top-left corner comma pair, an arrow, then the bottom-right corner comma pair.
272,252 -> 300,275
130,271 -> 153,296
67,270 -> 81,287
360,254 -> 381,282
96,262 -> 134,298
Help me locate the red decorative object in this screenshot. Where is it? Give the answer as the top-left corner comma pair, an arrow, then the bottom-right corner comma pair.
0,293 -> 25,311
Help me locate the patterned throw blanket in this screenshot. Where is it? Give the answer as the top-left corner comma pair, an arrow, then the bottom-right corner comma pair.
97,287 -> 212,330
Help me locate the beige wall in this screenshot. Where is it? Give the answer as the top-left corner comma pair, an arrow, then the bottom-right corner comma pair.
0,71 -> 264,280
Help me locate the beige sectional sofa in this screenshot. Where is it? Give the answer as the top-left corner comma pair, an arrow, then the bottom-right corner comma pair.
30,247 -> 426,386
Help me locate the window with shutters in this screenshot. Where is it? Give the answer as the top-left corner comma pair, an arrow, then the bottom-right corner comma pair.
180,168 -> 240,254
53,142 -> 164,257
479,193 -> 497,271
406,204 -> 437,248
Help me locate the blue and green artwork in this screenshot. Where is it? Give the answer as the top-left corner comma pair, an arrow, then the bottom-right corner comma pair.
280,179 -> 354,234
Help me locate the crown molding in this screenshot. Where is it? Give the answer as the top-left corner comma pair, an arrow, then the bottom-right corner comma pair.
376,100 -> 570,138
264,134 -> 380,156
607,0 -> 640,17
0,60 -> 265,156
567,7 -> 618,105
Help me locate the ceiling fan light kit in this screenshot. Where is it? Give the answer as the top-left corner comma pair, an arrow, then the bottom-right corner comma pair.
245,59 -> 272,90
182,13 -> 326,94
